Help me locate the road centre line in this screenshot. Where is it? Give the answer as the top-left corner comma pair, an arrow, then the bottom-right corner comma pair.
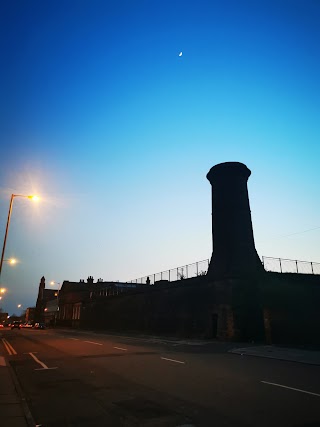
2,339 -> 13,355
161,357 -> 185,364
84,340 -> 103,346
29,352 -> 58,370
5,338 -> 17,355
114,347 -> 127,351
2,338 -> 17,355
261,381 -> 320,397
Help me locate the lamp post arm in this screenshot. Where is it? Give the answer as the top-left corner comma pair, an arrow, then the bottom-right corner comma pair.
0,194 -> 14,278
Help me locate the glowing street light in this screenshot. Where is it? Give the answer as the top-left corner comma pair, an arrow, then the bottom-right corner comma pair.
0,194 -> 39,279
0,288 -> 6,301
17,304 -> 22,308
50,281 -> 61,326
28,195 -> 39,201
4,258 -> 17,265
50,281 -> 61,298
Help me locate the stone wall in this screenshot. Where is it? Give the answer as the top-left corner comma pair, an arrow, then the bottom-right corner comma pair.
260,272 -> 320,347
80,271 -> 320,346
82,274 -> 265,342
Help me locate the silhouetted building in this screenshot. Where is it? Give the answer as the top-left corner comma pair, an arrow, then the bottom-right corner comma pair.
0,312 -> 8,324
35,276 -> 59,322
25,307 -> 35,323
43,299 -> 59,326
55,277 -> 139,327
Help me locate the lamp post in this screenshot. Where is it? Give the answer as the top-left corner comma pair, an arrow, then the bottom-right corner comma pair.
50,281 -> 61,327
0,194 -> 39,279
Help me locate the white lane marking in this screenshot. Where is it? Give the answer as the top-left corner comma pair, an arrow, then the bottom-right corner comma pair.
261,381 -> 320,397
114,347 -> 127,351
29,352 -> 57,370
84,340 -> 103,346
29,352 -> 48,369
2,338 -> 17,355
161,357 -> 185,364
0,356 -> 6,366
69,338 -> 79,341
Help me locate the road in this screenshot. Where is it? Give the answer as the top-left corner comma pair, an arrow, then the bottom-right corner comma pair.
1,328 -> 320,426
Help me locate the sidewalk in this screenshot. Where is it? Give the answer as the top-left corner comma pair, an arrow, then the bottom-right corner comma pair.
0,354 -> 32,426
229,345 -> 320,365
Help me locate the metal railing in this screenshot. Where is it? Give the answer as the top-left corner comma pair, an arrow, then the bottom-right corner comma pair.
128,256 -> 320,284
261,256 -> 320,275
129,259 -> 210,285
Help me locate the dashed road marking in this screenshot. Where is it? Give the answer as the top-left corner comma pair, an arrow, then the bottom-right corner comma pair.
161,357 -> 185,364
84,340 -> 103,346
69,338 -> 79,341
261,381 -> 320,397
0,356 -> 6,366
114,346 -> 127,351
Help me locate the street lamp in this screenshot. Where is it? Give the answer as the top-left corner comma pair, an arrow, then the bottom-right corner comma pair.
50,281 -> 60,286
4,258 -> 17,265
50,281 -> 61,327
0,194 -> 39,279
0,289 -> 7,304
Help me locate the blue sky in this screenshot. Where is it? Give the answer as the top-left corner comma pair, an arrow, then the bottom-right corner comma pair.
0,0 -> 319,315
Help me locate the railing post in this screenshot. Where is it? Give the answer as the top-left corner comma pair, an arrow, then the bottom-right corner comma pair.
186,264 -> 188,278
279,258 -> 282,273
153,274 -> 155,284
177,267 -> 178,280
196,262 -> 199,276
311,262 -> 314,274
169,269 -> 171,282
161,271 -> 163,280
262,256 -> 264,267
295,260 -> 298,274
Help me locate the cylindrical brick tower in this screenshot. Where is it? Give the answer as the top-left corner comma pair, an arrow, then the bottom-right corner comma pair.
207,162 -> 263,279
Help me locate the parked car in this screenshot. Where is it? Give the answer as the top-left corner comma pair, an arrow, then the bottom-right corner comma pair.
24,322 -> 33,328
11,321 -> 22,330
33,323 -> 46,329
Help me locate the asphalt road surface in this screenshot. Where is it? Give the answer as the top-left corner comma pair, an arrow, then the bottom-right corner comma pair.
1,328 -> 320,427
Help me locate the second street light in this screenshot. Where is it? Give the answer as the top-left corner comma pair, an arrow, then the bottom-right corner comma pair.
0,194 -> 39,279
4,258 -> 17,265
50,281 -> 61,326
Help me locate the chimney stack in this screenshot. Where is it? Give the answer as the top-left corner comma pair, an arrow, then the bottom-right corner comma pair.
206,162 -> 263,279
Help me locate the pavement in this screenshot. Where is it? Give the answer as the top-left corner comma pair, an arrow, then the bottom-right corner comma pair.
0,334 -> 320,427
0,353 -> 32,426
229,345 -> 320,365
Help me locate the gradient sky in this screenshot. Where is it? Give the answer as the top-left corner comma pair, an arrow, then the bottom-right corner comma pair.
0,0 -> 319,315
